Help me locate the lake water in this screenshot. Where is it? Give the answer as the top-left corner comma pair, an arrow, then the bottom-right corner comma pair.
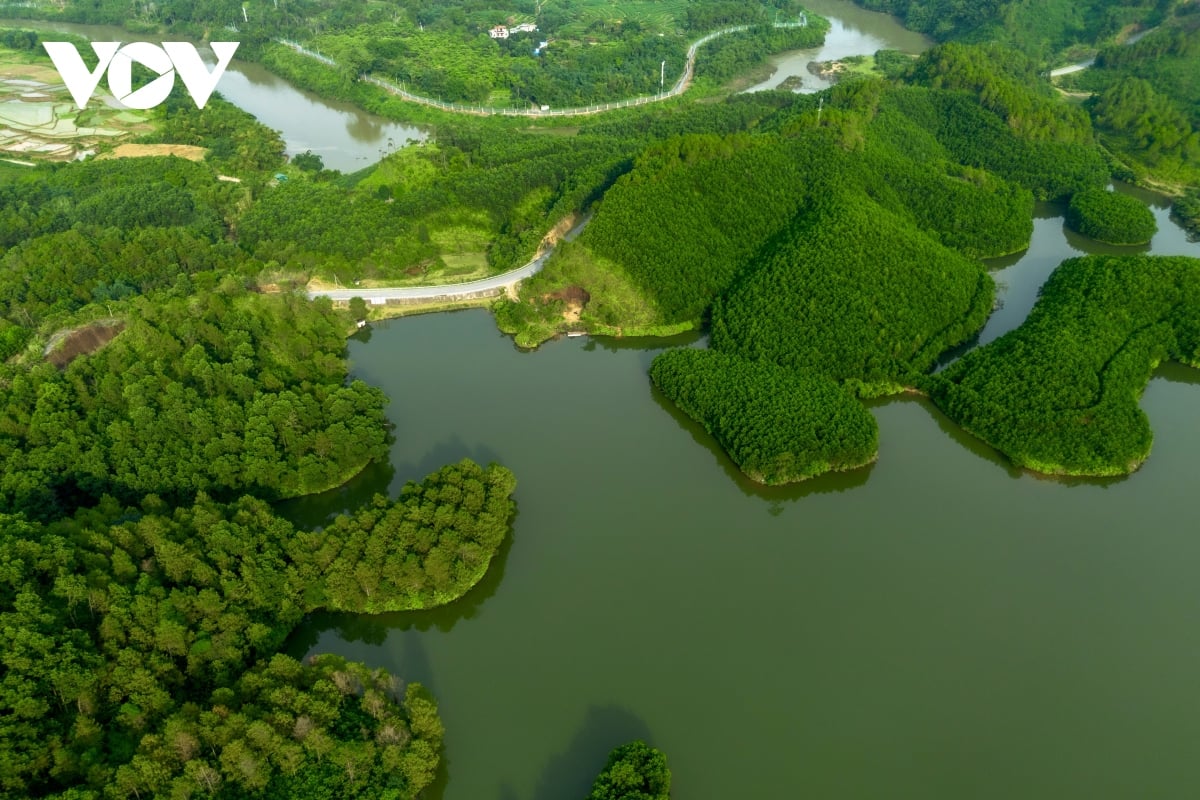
282,194 -> 1199,799
9,10 -> 1200,799
0,18 -> 428,171
745,0 -> 932,94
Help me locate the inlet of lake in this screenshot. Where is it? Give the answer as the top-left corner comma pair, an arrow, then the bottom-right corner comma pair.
9,6 -> 1200,798
281,191 -> 1199,799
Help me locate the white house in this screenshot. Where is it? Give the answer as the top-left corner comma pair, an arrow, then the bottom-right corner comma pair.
489,25 -> 509,39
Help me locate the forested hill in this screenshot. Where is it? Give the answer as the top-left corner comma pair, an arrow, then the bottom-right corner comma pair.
7,0 -> 828,106
0,41 -> 534,797
852,0 -> 1200,190
1,459 -> 517,798
850,0 -> 1168,56
499,40 -> 1148,482
514,49 -> 1105,342
1059,14 -> 1200,187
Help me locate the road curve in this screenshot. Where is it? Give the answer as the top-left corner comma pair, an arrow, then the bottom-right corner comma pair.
1048,26 -> 1156,78
1048,60 -> 1094,77
278,17 -> 810,119
308,215 -> 590,303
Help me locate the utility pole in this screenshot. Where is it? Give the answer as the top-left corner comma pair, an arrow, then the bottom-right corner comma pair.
660,60 -> 665,95
817,96 -> 823,125
242,5 -> 248,23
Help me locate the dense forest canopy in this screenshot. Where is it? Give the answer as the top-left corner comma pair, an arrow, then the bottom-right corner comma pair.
1,458 -> 515,798
1,0 -> 1198,792
650,349 -> 878,483
1066,187 -> 1158,244
0,290 -> 389,519
930,255 -> 1200,475
850,0 -> 1167,57
585,740 -> 672,800
0,53 -> 529,789
709,192 -> 993,395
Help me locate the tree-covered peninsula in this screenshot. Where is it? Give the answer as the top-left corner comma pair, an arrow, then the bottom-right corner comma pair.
0,71 -> 523,792
930,254 -> 1200,476
1,456 -> 515,798
650,349 -> 878,484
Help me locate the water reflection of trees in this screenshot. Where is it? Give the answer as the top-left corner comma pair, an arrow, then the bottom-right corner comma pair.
649,380 -> 876,505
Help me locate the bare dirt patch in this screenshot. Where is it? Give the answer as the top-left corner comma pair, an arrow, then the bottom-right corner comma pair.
544,285 -> 590,322
537,212 -> 580,256
99,143 -> 208,161
45,321 -> 125,368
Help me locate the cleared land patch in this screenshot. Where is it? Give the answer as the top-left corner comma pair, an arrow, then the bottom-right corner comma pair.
98,143 -> 208,161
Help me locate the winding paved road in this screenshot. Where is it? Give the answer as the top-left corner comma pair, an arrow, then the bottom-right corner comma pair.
308,215 -> 591,303
303,18 -> 815,301
279,16 -> 810,118
1048,26 -> 1156,77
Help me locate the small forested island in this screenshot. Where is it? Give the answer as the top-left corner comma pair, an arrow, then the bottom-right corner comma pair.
1,0 -> 1199,795
1066,187 -> 1158,244
585,740 -> 671,800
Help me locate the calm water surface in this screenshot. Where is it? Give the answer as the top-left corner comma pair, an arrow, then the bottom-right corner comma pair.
745,0 -> 931,94
11,11 -> 1200,799
283,200 -> 1200,799
0,19 -> 427,171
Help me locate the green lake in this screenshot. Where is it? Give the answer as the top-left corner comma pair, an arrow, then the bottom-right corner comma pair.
17,10 -> 1200,799
284,200 -> 1200,799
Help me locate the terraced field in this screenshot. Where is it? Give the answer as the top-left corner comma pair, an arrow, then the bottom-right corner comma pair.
0,44 -> 152,163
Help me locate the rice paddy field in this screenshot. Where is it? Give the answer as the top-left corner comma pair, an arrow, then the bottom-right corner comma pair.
0,43 -> 153,163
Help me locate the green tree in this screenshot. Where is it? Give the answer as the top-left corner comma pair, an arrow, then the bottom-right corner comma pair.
586,741 -> 671,800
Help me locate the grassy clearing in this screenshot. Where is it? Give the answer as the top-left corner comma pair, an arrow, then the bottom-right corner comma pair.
366,296 -> 496,321
97,143 -> 208,161
535,240 -> 663,329
493,239 -> 676,347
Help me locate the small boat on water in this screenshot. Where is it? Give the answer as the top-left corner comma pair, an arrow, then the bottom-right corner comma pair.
566,331 -> 585,338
